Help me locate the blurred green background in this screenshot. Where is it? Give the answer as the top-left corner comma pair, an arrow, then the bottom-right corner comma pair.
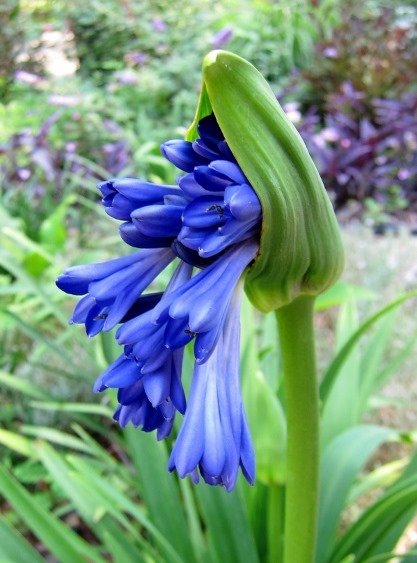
1,1 -> 417,561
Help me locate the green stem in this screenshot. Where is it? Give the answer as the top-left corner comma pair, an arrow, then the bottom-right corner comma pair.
267,483 -> 285,563
275,295 -> 320,563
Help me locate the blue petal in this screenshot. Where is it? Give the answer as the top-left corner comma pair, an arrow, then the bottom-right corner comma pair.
201,356 -> 226,476
170,349 -> 186,414
141,347 -> 172,374
120,292 -> 163,322
85,303 -> 108,336
56,251 -> 145,296
194,324 -> 224,364
198,221 -> 259,258
177,226 -> 206,251
119,222 -> 174,248
224,183 -> 262,222
171,240 -> 213,269
56,275 -> 89,295
116,309 -> 154,344
70,294 -> 97,323
103,193 -> 139,220
131,326 -> 165,363
101,355 -> 140,388
209,160 -> 248,184
161,140 -> 209,172
131,204 -> 184,237
168,366 -> 208,477
182,196 -> 226,228
88,248 -> 174,330
143,364 -> 172,407
164,316 -> 194,349
194,165 -> 233,192
118,379 -> 145,405
179,174 -> 218,198
168,240 -> 258,333
111,179 -> 179,201
157,417 -> 175,440
239,407 -> 256,485
218,140 -> 236,160
192,138 -> 221,160
197,114 -> 224,150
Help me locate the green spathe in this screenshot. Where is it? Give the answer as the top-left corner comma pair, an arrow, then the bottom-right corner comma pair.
187,50 -> 344,312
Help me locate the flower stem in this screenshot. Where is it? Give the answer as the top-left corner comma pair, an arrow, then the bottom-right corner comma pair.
275,295 -> 319,563
267,483 -> 285,563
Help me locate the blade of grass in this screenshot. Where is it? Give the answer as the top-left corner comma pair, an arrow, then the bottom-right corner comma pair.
67,453 -> 185,563
0,513 -> 44,563
0,463 -> 105,563
316,425 -> 394,563
0,369 -> 52,400
21,425 -> 97,454
321,293 -> 360,448
358,311 -> 396,417
328,478 -> 417,563
195,482 -> 260,563
320,291 -> 417,404
36,441 -> 152,562
0,429 -> 36,457
123,427 -> 195,563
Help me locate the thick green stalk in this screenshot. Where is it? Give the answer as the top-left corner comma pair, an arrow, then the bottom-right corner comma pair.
275,295 -> 320,563
267,483 -> 285,563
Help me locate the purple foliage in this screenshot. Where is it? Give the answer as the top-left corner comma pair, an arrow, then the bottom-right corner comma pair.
1,112 -> 131,189
291,84 -> 417,211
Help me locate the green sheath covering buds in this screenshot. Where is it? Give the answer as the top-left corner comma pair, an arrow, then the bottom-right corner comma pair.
187,50 -> 344,312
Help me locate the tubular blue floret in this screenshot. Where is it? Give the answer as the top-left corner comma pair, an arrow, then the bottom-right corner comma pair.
56,248 -> 175,332
161,140 -> 210,172
98,178 -> 181,221
168,281 -> 254,490
119,222 -> 175,248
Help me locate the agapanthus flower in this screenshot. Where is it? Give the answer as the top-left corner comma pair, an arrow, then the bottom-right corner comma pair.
57,113 -> 261,490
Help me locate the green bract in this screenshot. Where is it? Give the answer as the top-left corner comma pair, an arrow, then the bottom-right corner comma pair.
187,50 -> 344,312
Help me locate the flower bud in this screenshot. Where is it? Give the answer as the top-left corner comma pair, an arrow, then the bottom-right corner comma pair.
187,50 -> 344,312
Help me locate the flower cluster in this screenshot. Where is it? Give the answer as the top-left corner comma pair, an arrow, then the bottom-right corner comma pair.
56,114 -> 262,490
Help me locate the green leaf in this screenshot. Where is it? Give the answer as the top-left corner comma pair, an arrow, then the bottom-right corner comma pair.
244,369 -> 286,484
0,463 -> 105,563
0,369 -> 52,400
29,401 -> 113,417
123,428 -> 195,563
363,552 -> 417,563
36,442 -> 151,562
358,311 -> 396,417
196,483 -> 260,563
321,293 -> 361,448
0,430 -> 36,458
348,458 -> 407,505
39,196 -> 75,254
67,453 -> 184,563
241,296 -> 286,484
0,514 -> 44,563
320,291 -> 417,405
316,425 -> 394,563
315,281 -> 376,311
328,474 -> 417,562
21,425 -> 96,454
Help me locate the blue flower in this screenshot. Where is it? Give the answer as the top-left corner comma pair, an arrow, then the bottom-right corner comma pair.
56,113 -> 261,490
